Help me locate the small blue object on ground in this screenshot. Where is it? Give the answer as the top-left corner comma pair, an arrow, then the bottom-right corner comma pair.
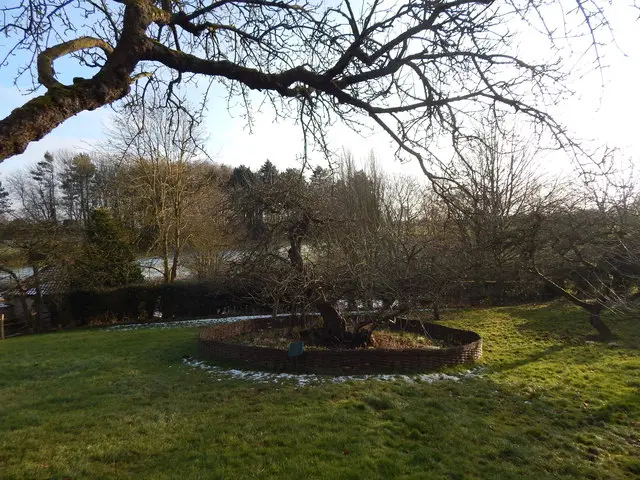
288,341 -> 304,357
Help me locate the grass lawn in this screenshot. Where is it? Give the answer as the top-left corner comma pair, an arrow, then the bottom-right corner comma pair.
1,301 -> 639,479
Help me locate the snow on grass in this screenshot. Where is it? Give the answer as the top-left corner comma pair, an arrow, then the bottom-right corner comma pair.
105,313 -> 293,331
103,307 -> 441,332
108,311 -> 482,386
182,356 -> 483,387
109,312 -> 483,386
103,308 -> 428,332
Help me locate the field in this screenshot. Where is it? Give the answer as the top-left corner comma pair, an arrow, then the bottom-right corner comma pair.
1,301 -> 639,479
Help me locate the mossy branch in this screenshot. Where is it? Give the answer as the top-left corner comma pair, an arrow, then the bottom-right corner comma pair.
37,37 -> 114,89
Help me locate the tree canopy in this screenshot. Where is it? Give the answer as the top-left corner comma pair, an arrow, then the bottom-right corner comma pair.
0,0 -> 622,175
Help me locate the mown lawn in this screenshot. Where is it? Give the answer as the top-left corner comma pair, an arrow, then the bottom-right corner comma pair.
1,301 -> 639,479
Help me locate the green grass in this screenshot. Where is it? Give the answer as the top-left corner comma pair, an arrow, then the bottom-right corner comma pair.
1,301 -> 639,479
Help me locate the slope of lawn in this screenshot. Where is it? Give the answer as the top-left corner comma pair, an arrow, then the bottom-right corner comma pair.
1,301 -> 639,479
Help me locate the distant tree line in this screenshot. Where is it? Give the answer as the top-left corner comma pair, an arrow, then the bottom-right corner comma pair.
0,110 -> 638,339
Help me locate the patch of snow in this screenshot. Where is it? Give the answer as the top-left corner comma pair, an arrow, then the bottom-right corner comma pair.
181,357 -> 483,387
104,307 -> 438,332
105,313 -> 293,331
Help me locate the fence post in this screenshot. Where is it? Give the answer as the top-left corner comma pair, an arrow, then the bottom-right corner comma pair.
1,313 -> 4,340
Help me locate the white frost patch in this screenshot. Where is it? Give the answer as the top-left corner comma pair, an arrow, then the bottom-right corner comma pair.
182,357 -> 482,387
105,313 -> 292,331
103,308 -> 434,332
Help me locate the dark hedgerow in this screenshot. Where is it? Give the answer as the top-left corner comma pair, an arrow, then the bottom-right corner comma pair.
63,278 -> 270,326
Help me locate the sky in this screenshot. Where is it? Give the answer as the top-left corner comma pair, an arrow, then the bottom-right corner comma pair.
0,2 -> 638,179
0,80 -> 408,176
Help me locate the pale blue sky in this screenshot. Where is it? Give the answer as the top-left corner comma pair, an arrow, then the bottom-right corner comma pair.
0,2 -> 638,178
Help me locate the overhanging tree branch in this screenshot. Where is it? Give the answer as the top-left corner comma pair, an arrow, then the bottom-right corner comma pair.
0,0 -> 622,167
37,37 -> 114,88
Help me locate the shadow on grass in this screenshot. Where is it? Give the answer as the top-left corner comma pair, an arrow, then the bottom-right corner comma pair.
488,344 -> 566,373
31,373 -> 634,480
508,302 -> 594,341
2,309 -> 640,479
507,301 -> 639,347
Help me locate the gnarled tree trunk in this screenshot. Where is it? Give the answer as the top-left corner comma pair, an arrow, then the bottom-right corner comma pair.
433,302 -> 441,321
588,308 -> 613,339
316,301 -> 347,343
287,216 -> 358,345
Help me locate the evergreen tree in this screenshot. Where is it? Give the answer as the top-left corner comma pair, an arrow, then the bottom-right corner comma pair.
59,154 -> 96,225
29,152 -> 57,222
0,179 -> 11,216
72,208 -> 142,288
310,166 -> 331,185
258,160 -> 278,184
227,165 -> 255,190
227,165 -> 268,241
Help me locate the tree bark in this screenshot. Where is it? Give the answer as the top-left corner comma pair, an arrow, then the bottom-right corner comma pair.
286,217 -> 354,344
316,301 -> 347,342
0,75 -> 134,161
162,231 -> 171,283
433,302 -> 441,321
0,1 -> 155,161
170,251 -> 179,282
589,310 -> 613,339
170,220 -> 182,282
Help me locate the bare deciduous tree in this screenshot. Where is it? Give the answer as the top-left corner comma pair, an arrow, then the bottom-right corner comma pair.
184,164 -> 236,280
8,152 -> 59,222
106,105 -> 209,282
527,154 -> 640,339
439,120 -> 552,295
